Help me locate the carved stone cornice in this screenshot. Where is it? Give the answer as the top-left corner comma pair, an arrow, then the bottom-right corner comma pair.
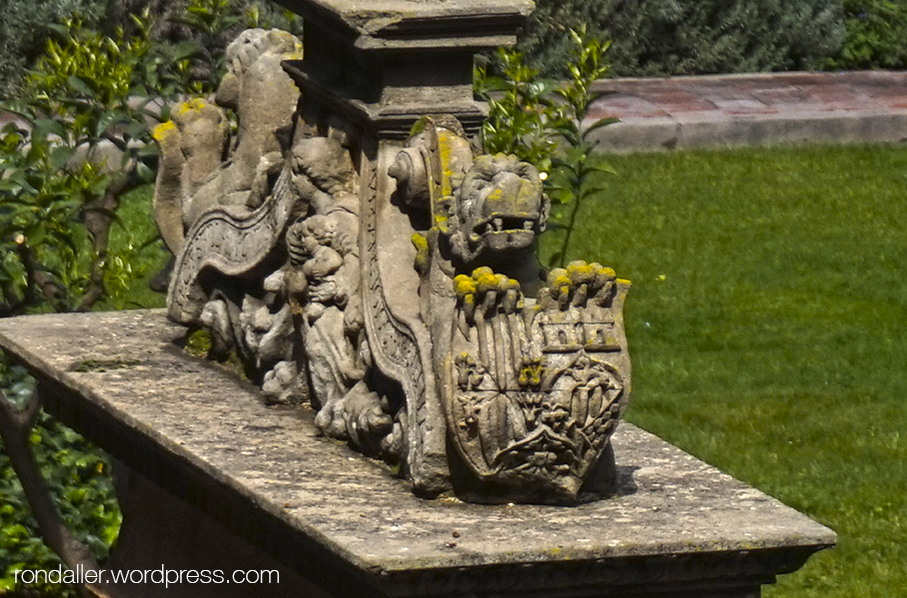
272,0 -> 534,52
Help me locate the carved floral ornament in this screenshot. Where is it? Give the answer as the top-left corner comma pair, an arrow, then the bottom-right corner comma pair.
155,28 -> 631,505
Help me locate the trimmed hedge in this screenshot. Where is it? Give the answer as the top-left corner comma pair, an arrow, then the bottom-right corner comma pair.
519,0 -> 846,77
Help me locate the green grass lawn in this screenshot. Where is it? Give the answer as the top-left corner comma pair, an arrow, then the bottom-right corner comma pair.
539,144 -> 907,597
97,184 -> 169,311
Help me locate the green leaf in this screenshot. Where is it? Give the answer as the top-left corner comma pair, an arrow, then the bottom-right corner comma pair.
66,75 -> 95,99
124,120 -> 150,141
547,251 -> 564,268
96,110 -> 125,137
49,230 -> 80,255
31,118 -> 67,142
135,160 -> 155,183
593,161 -> 618,176
25,227 -> 46,246
477,75 -> 508,94
0,180 -> 24,193
48,146 -> 76,174
136,143 -> 159,158
582,116 -> 620,140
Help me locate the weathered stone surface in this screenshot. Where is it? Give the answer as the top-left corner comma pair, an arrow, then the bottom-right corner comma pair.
209,3 -> 597,505
275,0 -> 534,139
0,310 -> 835,597
273,0 -> 534,50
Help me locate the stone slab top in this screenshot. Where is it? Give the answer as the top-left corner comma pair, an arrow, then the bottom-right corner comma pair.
273,0 -> 534,50
0,310 -> 835,579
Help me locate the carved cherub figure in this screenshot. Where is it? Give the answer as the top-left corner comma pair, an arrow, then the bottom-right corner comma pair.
286,215 -> 346,320
152,28 -> 302,254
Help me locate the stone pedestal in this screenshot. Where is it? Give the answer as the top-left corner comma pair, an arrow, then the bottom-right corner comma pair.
274,0 -> 534,136
0,310 -> 834,597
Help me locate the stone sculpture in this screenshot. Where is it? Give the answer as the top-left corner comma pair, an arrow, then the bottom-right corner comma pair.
152,28 -> 302,255
155,26 -> 631,504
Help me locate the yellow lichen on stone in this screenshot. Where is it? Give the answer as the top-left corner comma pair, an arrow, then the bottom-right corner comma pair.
272,30 -> 296,46
547,267 -> 568,287
553,274 -> 571,288
438,132 -> 452,195
454,274 -> 477,298
286,35 -> 304,60
177,97 -> 207,116
152,120 -> 178,142
472,266 -> 499,291
567,260 -> 596,283
411,232 -> 428,253
412,233 -> 430,273
519,359 -> 544,387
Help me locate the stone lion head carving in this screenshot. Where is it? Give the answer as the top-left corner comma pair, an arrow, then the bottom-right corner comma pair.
447,154 -> 549,264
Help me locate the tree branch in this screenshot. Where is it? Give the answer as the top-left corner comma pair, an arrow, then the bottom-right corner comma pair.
0,280 -> 25,318
16,237 -> 66,311
77,158 -> 139,312
0,387 -> 100,576
99,133 -> 129,154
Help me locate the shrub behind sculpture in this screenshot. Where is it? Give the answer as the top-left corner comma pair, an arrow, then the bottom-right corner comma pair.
520,0 -> 845,76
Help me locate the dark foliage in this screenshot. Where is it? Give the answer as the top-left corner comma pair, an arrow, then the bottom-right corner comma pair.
0,0 -> 301,100
0,0 -> 105,99
833,0 -> 907,69
519,0 -> 845,77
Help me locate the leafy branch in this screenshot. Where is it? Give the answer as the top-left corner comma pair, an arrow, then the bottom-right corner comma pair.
0,386 -> 107,598
477,26 -> 618,268
0,12 -> 165,315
